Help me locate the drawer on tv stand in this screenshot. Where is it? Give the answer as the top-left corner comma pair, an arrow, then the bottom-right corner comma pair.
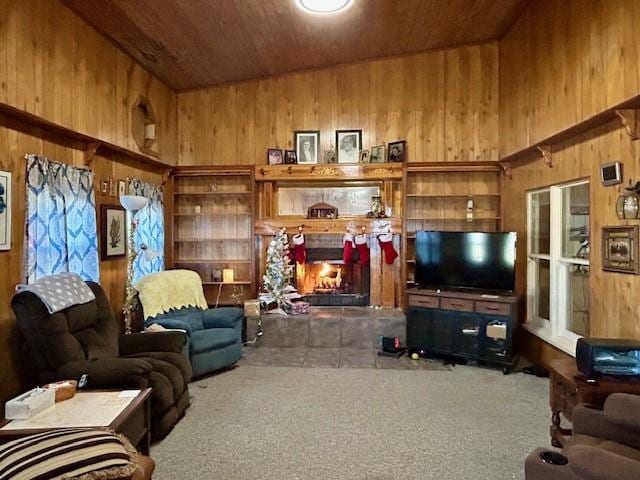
408,295 -> 439,309
440,298 -> 474,312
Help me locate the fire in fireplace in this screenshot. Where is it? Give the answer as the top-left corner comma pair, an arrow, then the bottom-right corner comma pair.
295,247 -> 369,306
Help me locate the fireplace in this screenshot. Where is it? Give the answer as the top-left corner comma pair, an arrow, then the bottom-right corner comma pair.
295,247 -> 370,306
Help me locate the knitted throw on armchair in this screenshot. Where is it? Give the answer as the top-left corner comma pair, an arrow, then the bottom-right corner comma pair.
135,269 -> 208,320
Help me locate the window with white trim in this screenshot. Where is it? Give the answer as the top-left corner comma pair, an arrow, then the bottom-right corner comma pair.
526,179 -> 590,355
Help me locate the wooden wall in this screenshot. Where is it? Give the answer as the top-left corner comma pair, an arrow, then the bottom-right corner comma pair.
0,0 -> 178,163
500,0 -> 640,365
0,0 -> 173,412
177,43 -> 499,165
499,0 -> 640,158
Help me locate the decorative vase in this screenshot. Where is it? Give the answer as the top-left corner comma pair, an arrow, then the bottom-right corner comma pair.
371,196 -> 384,217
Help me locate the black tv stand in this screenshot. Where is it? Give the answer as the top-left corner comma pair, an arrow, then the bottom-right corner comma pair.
406,288 -> 519,373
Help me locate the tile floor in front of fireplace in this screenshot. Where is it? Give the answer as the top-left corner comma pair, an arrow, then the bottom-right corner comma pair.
239,347 -> 452,371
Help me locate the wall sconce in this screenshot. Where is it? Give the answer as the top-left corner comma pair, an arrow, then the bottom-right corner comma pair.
616,181 -> 640,219
144,123 -> 156,142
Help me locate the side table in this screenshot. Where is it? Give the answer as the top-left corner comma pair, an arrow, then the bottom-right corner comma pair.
0,388 -> 152,455
548,358 -> 640,447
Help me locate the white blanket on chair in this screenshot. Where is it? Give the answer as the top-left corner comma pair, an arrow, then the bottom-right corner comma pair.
16,272 -> 95,314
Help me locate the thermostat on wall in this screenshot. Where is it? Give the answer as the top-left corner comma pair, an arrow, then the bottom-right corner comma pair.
600,161 -> 623,186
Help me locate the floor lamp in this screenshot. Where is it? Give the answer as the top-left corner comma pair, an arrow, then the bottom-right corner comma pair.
120,194 -> 149,334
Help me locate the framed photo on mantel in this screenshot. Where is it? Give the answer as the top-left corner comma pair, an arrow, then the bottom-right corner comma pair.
336,130 -> 362,164
294,130 -> 320,164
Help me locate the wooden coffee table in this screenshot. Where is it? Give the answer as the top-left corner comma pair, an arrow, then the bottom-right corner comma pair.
0,388 -> 152,455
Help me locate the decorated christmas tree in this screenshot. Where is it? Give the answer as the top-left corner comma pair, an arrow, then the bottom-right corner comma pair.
259,228 -> 299,314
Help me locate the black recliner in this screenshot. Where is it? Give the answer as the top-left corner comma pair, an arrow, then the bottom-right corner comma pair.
11,281 -> 191,442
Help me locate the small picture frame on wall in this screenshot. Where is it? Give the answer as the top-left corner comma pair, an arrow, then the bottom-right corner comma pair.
358,149 -> 370,163
101,204 -> 126,260
295,130 -> 320,164
323,149 -> 337,164
602,225 -> 639,274
267,148 -> 284,165
370,145 -> 385,163
0,170 -> 12,251
100,180 -> 109,194
108,178 -> 117,197
284,150 -> 297,165
387,140 -> 406,162
336,130 -> 362,164
118,180 -> 127,196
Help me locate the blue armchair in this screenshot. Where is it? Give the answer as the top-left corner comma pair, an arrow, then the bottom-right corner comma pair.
135,270 -> 244,378
149,307 -> 243,377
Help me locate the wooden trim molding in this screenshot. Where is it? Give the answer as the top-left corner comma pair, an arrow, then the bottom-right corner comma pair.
0,102 -> 171,168
501,94 -> 640,165
255,163 -> 403,182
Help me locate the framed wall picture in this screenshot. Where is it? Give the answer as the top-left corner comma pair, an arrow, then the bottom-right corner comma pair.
602,225 -> 639,274
336,130 -> 362,164
388,140 -> 406,162
118,179 -> 126,196
358,149 -> 370,163
100,180 -> 108,194
267,148 -> 283,165
284,150 -> 297,165
0,170 -> 12,250
294,130 -> 320,164
108,178 -> 116,197
101,204 -> 126,260
370,145 -> 385,163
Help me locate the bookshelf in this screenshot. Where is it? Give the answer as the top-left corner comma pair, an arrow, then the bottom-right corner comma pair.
402,163 -> 502,287
169,166 -> 256,306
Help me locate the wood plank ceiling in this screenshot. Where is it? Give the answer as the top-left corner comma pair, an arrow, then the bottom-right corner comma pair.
62,0 -> 528,90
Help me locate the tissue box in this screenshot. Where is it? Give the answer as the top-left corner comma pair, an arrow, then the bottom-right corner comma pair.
5,388 -> 56,420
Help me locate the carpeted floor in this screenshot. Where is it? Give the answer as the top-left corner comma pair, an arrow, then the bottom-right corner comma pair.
152,365 -> 549,479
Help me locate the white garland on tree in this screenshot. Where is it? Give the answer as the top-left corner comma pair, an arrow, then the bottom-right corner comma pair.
259,228 -> 299,314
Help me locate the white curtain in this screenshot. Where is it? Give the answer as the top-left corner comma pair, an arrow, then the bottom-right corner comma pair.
128,178 -> 165,282
24,154 -> 100,283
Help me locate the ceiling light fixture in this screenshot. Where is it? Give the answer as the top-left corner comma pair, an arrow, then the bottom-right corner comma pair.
295,0 -> 353,15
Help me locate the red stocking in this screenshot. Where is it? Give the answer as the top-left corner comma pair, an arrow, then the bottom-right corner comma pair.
343,233 -> 355,264
354,233 -> 370,265
378,233 -> 398,264
291,233 -> 306,265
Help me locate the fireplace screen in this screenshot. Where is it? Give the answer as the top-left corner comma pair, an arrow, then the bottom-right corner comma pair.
295,247 -> 369,306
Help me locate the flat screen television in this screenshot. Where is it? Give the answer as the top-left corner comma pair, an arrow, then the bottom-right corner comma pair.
415,231 -> 517,293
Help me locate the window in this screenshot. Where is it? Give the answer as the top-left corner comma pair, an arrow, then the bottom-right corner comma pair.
526,180 -> 589,354
24,155 -> 100,283
129,179 -> 165,283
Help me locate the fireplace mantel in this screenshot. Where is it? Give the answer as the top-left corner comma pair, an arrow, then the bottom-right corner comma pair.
255,163 -> 403,182
255,217 -> 402,236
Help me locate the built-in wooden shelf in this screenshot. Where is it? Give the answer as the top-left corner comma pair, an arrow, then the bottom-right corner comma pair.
174,191 -> 250,196
405,217 -> 501,221
174,238 -> 251,242
169,166 -> 256,306
406,193 -> 500,198
407,161 -> 501,173
402,162 -> 502,303
255,163 -> 403,181
499,94 -> 640,165
174,213 -> 251,217
175,259 -> 252,264
255,217 -> 402,236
